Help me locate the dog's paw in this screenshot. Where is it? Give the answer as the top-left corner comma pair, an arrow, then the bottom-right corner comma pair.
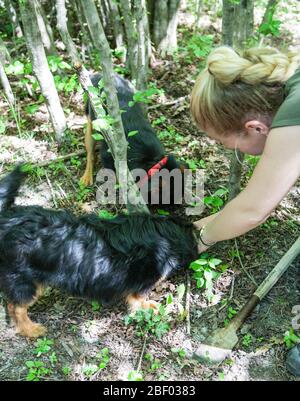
17,323 -> 47,338
141,299 -> 159,312
80,173 -> 93,187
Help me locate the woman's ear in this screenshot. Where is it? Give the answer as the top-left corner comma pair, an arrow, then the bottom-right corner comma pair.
244,120 -> 270,137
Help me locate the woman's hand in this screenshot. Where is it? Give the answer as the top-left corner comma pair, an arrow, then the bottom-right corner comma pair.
194,213 -> 219,254
197,241 -> 209,254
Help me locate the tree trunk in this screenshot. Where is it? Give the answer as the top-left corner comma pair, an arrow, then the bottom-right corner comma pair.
4,0 -> 23,38
222,0 -> 234,46
119,0 -> 139,82
80,0 -> 107,52
0,37 -> 11,63
97,0 -> 108,30
157,0 -> 181,56
108,0 -> 125,50
0,58 -> 15,106
153,0 -> 168,48
19,0 -> 66,141
222,0 -> 254,200
73,0 -> 93,62
194,0 -> 202,32
233,0 -> 254,48
134,0 -> 150,93
56,0 -> 80,64
32,0 -> 57,54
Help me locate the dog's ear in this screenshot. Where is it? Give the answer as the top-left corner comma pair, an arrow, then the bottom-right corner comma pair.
166,154 -> 188,171
179,161 -> 189,172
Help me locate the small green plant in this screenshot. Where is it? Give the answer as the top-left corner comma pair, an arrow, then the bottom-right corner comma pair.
186,34 -> 214,60
158,126 -> 185,145
49,352 -> 57,366
283,330 -> 300,349
47,55 -> 72,72
127,370 -> 143,381
262,218 -> 279,230
144,353 -> 162,372
156,209 -> 170,216
62,366 -> 71,376
91,301 -> 102,312
171,347 -> 186,359
204,188 -> 228,213
189,254 -> 228,301
124,304 -> 171,339
218,371 -> 225,380
96,347 -> 110,370
48,160 -> 67,177
129,83 -> 164,107
258,9 -> 282,38
33,338 -> 54,357
82,364 -> 99,378
152,115 -> 167,127
185,158 -> 206,171
26,360 -> 51,381
242,333 -> 253,348
25,104 -> 39,115
98,210 -> 116,219
224,306 -> 238,327
76,182 -> 93,201
244,155 -> 260,179
81,347 -> 110,378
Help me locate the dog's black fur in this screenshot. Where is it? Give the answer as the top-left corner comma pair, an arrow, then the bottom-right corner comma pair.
87,74 -> 184,173
0,167 -> 198,336
85,74 -> 187,204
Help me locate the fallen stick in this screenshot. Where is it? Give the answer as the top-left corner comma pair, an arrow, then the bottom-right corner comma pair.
193,236 -> 300,364
30,150 -> 86,168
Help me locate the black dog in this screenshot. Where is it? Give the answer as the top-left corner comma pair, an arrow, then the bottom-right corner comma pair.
81,73 -> 187,205
0,167 -> 198,337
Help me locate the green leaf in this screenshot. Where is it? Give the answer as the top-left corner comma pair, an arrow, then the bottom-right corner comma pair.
59,61 -> 72,70
25,104 -> 39,115
128,370 -> 143,381
98,210 -> 115,219
166,294 -> 173,305
157,209 -> 170,216
176,284 -> 186,301
92,133 -> 104,141
128,130 -> 139,137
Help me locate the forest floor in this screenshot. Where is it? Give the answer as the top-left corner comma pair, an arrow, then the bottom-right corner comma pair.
0,2 -> 300,382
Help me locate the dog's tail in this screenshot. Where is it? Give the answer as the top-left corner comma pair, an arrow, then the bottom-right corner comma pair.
0,165 -> 27,212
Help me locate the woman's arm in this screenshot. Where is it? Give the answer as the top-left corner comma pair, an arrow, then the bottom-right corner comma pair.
199,125 -> 300,245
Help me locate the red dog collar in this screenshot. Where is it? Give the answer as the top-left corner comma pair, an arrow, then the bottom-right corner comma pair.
137,156 -> 168,188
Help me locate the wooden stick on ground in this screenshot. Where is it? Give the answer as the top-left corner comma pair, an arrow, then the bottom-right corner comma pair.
193,236 -> 300,364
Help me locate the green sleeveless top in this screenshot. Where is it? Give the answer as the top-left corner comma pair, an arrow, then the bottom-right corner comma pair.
271,67 -> 300,128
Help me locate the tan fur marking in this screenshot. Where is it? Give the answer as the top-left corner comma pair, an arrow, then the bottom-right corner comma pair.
81,116 -> 96,186
126,293 -> 159,313
10,285 -> 46,338
14,305 -> 46,338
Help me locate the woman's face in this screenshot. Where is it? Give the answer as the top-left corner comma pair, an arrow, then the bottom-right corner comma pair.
205,122 -> 270,155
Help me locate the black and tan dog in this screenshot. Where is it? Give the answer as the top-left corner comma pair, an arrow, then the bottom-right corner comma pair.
81,73 -> 187,205
0,167 -> 198,337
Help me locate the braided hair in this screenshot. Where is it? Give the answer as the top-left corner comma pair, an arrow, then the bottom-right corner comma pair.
190,46 -> 300,134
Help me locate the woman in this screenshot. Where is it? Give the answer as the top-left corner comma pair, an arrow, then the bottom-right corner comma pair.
190,46 -> 300,377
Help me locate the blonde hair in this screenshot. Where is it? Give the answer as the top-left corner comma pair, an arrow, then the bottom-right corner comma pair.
191,46 -> 300,134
